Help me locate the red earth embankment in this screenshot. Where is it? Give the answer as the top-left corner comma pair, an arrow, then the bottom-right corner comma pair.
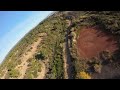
77,27 -> 118,59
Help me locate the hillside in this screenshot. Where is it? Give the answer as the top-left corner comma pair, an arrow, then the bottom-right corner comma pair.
0,11 -> 120,79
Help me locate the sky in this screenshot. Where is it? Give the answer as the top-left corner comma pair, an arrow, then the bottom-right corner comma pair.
0,11 -> 53,63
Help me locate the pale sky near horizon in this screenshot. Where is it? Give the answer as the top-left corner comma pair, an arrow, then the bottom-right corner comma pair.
0,11 -> 53,63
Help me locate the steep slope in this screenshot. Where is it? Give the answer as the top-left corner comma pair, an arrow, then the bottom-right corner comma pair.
1,11 -> 120,79
17,38 -> 42,79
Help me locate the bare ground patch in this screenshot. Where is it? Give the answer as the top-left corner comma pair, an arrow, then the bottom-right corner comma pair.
76,26 -> 120,79
77,27 -> 118,59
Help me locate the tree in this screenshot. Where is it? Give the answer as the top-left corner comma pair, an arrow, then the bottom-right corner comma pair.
35,52 -> 45,60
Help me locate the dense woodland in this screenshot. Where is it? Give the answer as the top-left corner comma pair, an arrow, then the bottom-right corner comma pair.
0,11 -> 120,79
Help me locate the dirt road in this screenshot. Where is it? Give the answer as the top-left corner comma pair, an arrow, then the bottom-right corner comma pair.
63,20 -> 73,79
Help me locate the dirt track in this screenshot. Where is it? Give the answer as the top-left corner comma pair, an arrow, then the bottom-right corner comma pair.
77,27 -> 118,59
63,20 -> 73,79
17,38 -> 42,79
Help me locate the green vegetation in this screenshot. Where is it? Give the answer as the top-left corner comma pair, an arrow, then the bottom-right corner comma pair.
35,52 -> 45,60
49,42 -> 64,79
24,58 -> 41,79
0,70 -> 5,78
5,68 -> 20,78
1,11 -> 120,79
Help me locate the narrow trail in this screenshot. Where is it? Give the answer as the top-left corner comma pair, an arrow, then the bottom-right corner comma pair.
63,43 -> 68,79
17,38 -> 42,79
63,19 -> 73,79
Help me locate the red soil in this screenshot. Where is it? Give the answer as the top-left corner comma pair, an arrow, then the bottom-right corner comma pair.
77,27 -> 118,59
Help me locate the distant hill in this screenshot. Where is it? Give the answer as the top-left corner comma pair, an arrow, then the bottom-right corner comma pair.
0,11 -> 120,79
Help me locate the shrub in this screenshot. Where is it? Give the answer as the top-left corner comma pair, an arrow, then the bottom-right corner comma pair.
8,69 -> 20,78
27,58 -> 33,63
17,60 -> 22,65
93,64 -> 102,73
35,52 -> 45,60
79,71 -> 91,79
25,58 -> 41,79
